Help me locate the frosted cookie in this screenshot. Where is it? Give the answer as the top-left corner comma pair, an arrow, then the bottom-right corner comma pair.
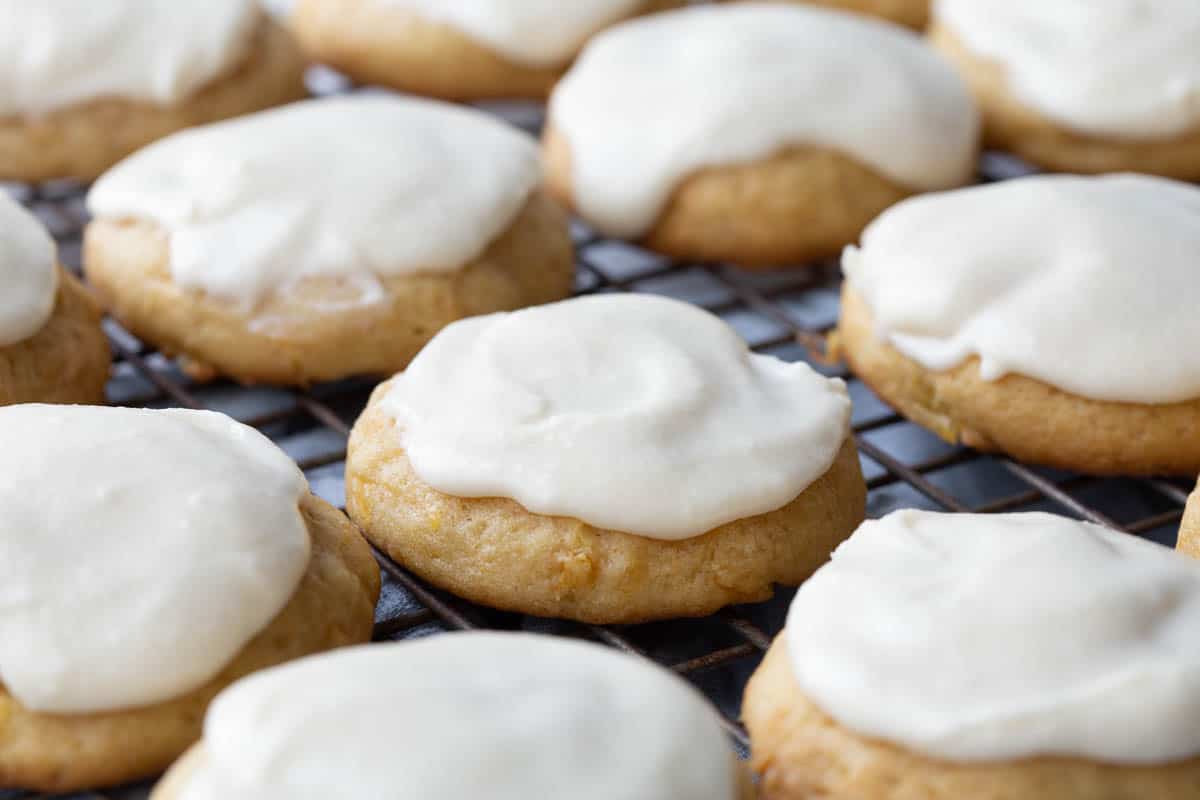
543,3 -> 978,268
153,633 -> 753,799
930,0 -> 1200,178
1180,482 -> 1200,560
745,0 -> 928,30
0,405 -> 380,792
0,0 -> 307,183
0,195 -> 109,406
346,294 -> 865,623
839,174 -> 1200,476
744,509 -> 1200,799
84,95 -> 572,387
290,0 -> 681,101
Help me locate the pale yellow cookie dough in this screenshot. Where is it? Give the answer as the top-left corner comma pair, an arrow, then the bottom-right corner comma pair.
740,0 -> 929,30
1179,482 -> 1200,559
929,25 -> 1200,179
542,125 -> 915,268
290,0 -> 683,101
345,377 -> 866,624
838,284 -> 1200,476
0,269 -> 109,407
0,494 -> 381,794
744,634 -> 1200,800
83,193 -> 574,386
0,13 -> 307,184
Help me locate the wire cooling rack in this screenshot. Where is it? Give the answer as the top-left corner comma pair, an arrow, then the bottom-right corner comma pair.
2,78 -> 1193,800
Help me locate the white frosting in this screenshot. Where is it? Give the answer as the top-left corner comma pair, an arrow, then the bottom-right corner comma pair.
549,3 -> 979,238
842,174 -> 1200,405
88,95 -> 540,312
0,405 -> 310,714
788,510 -> 1200,763
0,195 -> 57,347
0,0 -> 258,117
380,0 -> 644,67
935,0 -> 1200,139
381,294 -> 851,540
175,633 -> 738,799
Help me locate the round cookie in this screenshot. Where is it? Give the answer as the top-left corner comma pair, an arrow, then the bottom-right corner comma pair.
742,0 -> 929,30
152,633 -> 754,799
290,0 -> 682,101
544,3 -> 978,268
0,407 -> 381,792
346,295 -> 865,624
85,95 -> 573,386
929,1 -> 1200,179
839,174 -> 1200,476
0,1 -> 307,183
0,194 -> 108,406
1180,482 -> 1200,560
744,510 -> 1200,800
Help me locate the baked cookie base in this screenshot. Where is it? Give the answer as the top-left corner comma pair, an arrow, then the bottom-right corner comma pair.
838,284 -> 1200,476
1179,482 -> 1200,559
83,193 -> 574,386
542,125 -> 916,268
929,25 -> 1200,180
0,269 -> 109,407
0,494 -> 381,793
744,635 -> 1200,799
291,0 -> 683,101
741,0 -> 929,30
0,14 -> 308,183
345,379 -> 866,624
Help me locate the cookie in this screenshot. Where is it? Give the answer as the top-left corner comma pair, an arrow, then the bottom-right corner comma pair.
0,194 -> 108,406
543,3 -> 978,267
839,174 -> 1200,476
0,1 -> 307,183
152,633 -> 754,799
84,95 -> 572,386
1180,482 -> 1200,560
290,0 -> 681,100
930,0 -> 1200,179
346,295 -> 865,623
744,0 -> 929,29
745,510 -> 1200,799
0,407 -> 380,792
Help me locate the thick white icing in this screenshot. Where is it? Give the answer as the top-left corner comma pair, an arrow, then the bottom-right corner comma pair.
0,195 -> 57,347
380,0 -> 644,67
0,0 -> 258,117
787,510 -> 1200,763
549,3 -> 979,238
0,405 -> 310,714
842,174 -> 1200,405
88,95 -> 540,312
935,0 -> 1200,139
175,633 -> 738,799
381,294 -> 851,540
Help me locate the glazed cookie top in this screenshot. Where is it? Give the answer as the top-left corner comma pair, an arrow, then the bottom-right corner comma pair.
548,3 -> 979,238
843,174 -> 1200,404
88,95 -> 540,312
174,633 -> 738,799
378,0 -> 645,67
787,509 -> 1200,763
380,294 -> 851,539
0,0 -> 258,116
0,405 -> 310,714
0,194 -> 57,346
935,0 -> 1200,139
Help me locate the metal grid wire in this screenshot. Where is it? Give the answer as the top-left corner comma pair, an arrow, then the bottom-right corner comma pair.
2,86 -> 1193,800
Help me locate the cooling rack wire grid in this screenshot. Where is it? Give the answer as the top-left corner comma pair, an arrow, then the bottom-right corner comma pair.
2,71 -> 1192,800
